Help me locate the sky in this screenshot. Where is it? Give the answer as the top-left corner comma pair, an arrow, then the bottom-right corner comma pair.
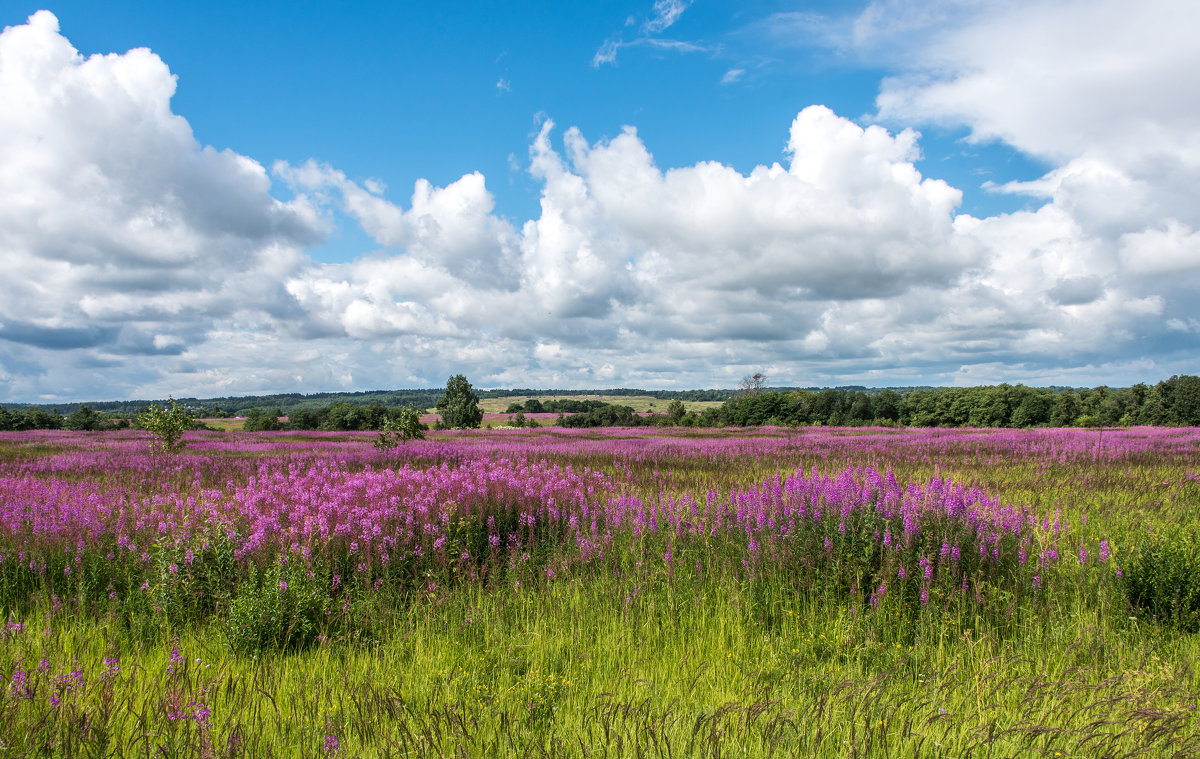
0,0 -> 1198,402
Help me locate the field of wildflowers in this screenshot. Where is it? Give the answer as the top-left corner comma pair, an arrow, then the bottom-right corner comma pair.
0,425 -> 1197,756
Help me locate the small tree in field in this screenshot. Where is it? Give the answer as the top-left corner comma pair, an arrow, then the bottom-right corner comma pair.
137,397 -> 193,453
436,374 -> 483,429
374,405 -> 426,450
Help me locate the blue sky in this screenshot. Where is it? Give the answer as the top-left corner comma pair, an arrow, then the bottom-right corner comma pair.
0,1 -> 1197,400
35,1 -> 1045,233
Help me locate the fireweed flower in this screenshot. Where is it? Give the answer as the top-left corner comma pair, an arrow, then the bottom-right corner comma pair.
166,649 -> 184,676
9,670 -> 32,699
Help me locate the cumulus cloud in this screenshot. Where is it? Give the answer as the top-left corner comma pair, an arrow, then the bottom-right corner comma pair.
0,11 -> 322,399
862,0 -> 1200,377
277,105 -> 980,387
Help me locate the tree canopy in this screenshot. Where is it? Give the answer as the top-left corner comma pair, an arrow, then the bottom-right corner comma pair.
435,374 -> 483,430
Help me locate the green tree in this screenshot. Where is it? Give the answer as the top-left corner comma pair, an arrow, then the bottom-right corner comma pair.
666,400 -> 687,424
1010,391 -> 1051,427
523,398 -> 545,413
436,374 -> 483,429
874,389 -> 902,423
137,397 -> 193,453
287,408 -> 322,430
64,404 -> 104,431
1050,391 -> 1082,427
374,405 -> 426,449
243,407 -> 285,432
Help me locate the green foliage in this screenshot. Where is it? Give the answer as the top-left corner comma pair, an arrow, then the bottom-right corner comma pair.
0,406 -> 64,431
436,374 -> 483,429
242,407 -> 285,432
523,398 -> 545,413
558,403 -> 639,427
695,376 -> 1200,429
224,559 -> 330,654
666,399 -> 686,423
373,405 -> 426,449
63,404 -> 103,431
1123,527 -> 1200,632
136,397 -> 193,453
150,530 -> 239,628
321,401 -> 389,431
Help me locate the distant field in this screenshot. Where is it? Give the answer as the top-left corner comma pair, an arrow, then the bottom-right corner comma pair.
478,394 -> 722,414
196,418 -> 244,431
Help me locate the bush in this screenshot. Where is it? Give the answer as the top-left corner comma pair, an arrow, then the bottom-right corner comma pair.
151,530 -> 239,628
137,397 -> 193,453
224,560 -> 330,654
373,405 -> 426,449
1123,527 -> 1200,632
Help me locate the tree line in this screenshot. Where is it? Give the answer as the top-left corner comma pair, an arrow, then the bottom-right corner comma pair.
3,376 -> 1198,432
509,376 -> 1200,429
8,387 -> 743,418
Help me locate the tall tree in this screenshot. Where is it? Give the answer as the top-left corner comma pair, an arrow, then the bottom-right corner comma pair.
436,374 -> 483,429
738,372 -> 766,396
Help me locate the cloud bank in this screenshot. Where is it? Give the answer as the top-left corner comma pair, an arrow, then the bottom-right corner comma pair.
0,5 -> 1197,400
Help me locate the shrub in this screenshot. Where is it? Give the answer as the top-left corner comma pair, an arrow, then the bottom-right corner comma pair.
373,405 -> 425,449
137,397 -> 193,453
150,530 -> 239,628
1123,526 -> 1200,632
224,560 -> 330,654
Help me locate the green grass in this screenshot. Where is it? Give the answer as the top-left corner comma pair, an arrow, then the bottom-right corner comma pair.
3,564 -> 1196,757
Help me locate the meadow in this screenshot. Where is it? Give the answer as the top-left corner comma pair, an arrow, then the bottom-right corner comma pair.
0,425 -> 1197,757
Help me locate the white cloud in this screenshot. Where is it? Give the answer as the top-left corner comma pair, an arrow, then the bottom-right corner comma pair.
592,36 -> 709,68
2,6 -> 1198,400
720,68 -> 745,85
857,0 -> 1200,377
275,106 -> 982,386
0,11 -> 322,398
874,0 -> 1200,165
592,37 -> 621,67
643,0 -> 691,34
593,0 -> 704,67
